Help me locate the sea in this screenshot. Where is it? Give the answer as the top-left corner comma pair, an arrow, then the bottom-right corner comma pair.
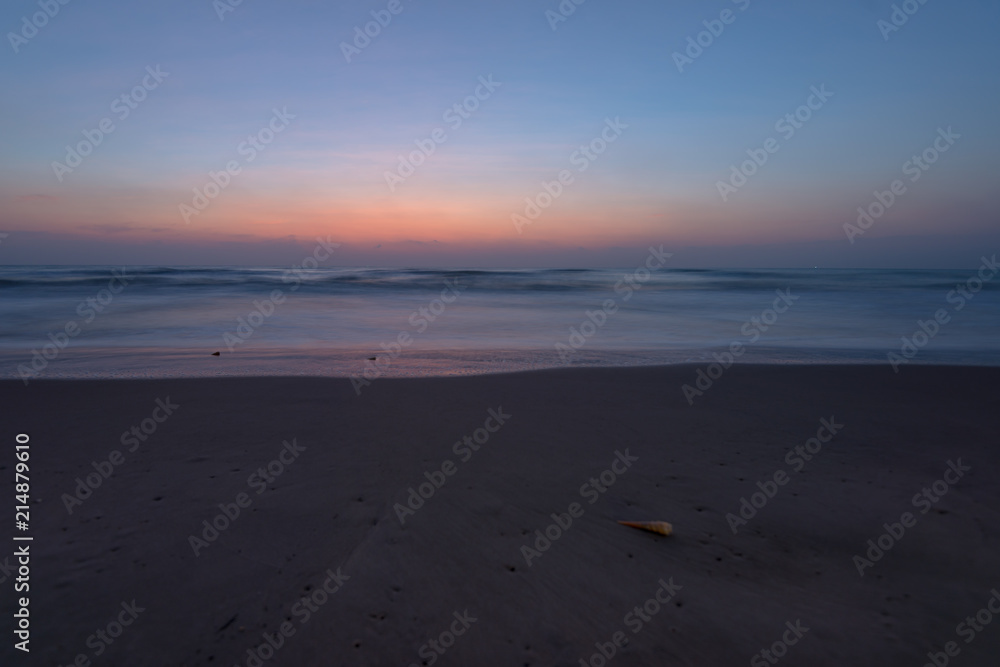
2,265 -> 998,381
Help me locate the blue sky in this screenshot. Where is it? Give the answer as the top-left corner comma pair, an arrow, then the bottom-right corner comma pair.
1,0 -> 998,267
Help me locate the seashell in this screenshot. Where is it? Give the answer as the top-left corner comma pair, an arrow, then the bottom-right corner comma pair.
618,520 -> 673,536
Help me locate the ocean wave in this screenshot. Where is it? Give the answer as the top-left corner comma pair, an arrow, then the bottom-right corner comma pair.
0,266 -> 995,294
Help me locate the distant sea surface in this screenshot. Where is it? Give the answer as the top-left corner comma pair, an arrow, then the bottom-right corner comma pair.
2,266 -> 999,380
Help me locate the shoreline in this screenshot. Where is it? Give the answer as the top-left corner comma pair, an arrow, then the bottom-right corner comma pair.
5,347 -> 1000,384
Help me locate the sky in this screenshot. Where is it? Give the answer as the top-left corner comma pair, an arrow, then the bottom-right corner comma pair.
1,0 -> 998,267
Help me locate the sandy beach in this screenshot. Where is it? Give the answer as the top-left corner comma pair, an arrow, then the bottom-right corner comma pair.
6,0 -> 998,664
1,363 -> 998,666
